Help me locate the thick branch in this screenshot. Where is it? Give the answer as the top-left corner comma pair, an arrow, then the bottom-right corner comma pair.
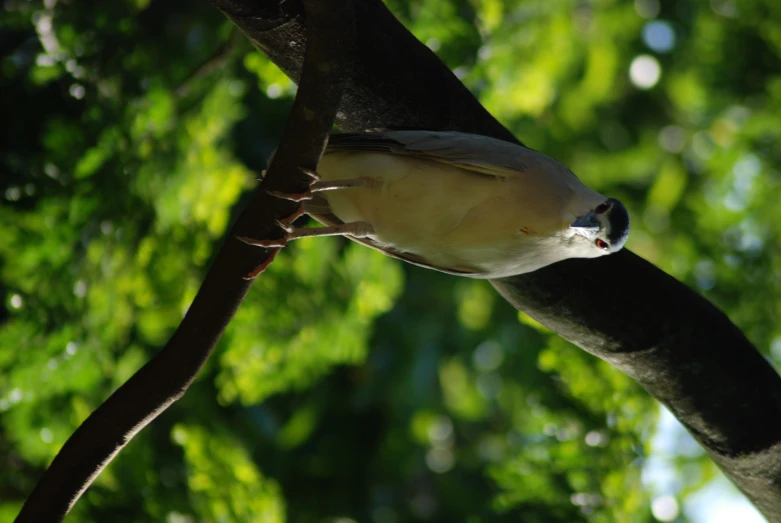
14,1 -> 351,521
208,0 -> 781,519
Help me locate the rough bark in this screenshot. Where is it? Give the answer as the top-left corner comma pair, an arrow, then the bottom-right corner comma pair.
208,0 -> 781,519
14,0 -> 351,520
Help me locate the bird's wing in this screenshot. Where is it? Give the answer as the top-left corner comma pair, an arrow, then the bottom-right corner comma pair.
324,130 -> 580,181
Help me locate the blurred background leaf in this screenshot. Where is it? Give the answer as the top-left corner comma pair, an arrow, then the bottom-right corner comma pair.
1,0 -> 778,521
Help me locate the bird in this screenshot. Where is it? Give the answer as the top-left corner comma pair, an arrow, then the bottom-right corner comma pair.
241,131 -> 630,279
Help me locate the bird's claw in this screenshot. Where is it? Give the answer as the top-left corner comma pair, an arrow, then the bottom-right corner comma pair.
236,235 -> 288,249
238,190 -> 303,250
266,188 -> 313,202
277,206 -> 305,225
263,165 -> 320,201
299,166 -> 321,181
236,234 -> 288,279
274,219 -> 294,233
242,249 -> 280,280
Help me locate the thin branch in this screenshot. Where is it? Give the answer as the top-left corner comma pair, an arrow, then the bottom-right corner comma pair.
14,0 -> 352,521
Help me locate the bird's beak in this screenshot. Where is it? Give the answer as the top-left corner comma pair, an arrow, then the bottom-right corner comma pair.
570,212 -> 600,239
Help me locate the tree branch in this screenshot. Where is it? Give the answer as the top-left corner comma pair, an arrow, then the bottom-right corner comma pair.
207,0 -> 781,519
14,0 -> 352,520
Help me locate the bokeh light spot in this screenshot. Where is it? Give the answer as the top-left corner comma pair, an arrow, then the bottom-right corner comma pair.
635,0 -> 660,19
630,55 -> 662,89
658,125 -> 686,153
40,427 -> 53,443
10,294 -> 23,309
643,21 -> 675,53
651,495 -> 679,521
425,448 -> 455,473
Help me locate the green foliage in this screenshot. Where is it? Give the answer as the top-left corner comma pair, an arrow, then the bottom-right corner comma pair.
1,0 -> 779,521
217,239 -> 403,404
172,424 -> 286,522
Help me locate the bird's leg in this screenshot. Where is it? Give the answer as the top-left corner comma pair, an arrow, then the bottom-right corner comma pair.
238,220 -> 373,278
238,220 -> 374,249
243,173 -> 377,247
268,169 -> 377,197
310,176 -> 379,192
285,220 -> 375,240
239,167 -> 380,279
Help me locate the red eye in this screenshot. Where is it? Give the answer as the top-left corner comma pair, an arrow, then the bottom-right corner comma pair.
595,201 -> 611,214
595,239 -> 609,251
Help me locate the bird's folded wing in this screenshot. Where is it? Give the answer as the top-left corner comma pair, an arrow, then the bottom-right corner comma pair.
324,130 -> 579,181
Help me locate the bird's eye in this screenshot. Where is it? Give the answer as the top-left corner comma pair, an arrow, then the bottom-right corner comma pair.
595,201 -> 611,214
595,239 -> 609,251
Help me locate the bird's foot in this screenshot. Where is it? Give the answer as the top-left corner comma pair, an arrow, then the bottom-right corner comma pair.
263,166 -> 322,202
240,166 -> 324,279
242,249 -> 281,280
299,166 -> 321,181
282,221 -> 375,240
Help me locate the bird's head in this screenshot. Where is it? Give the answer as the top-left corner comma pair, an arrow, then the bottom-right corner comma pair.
567,198 -> 630,258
